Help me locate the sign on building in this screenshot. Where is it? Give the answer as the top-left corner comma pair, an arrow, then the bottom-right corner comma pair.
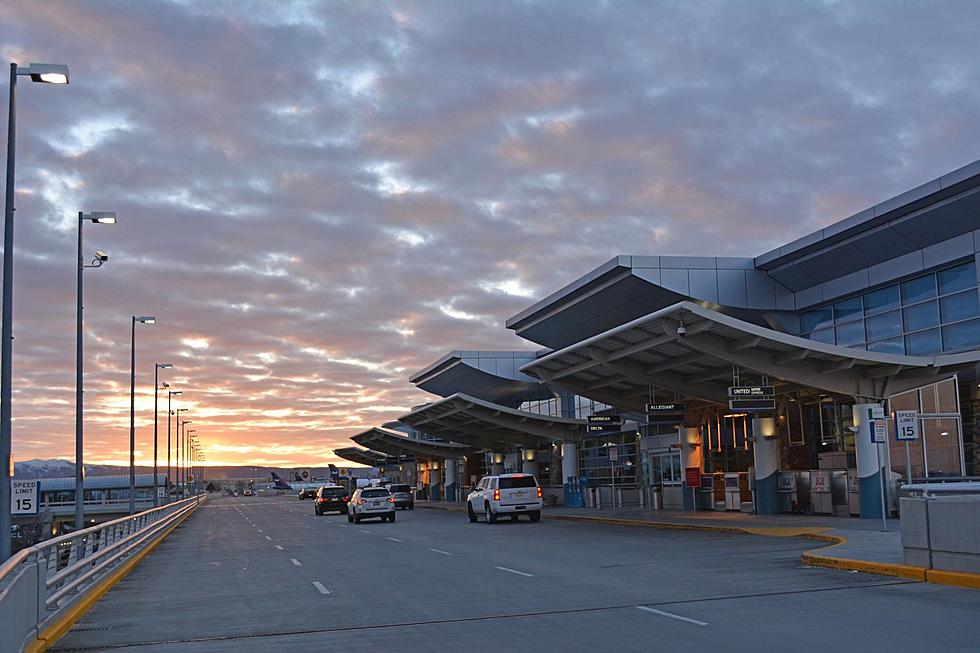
645,403 -> 685,424
684,467 -> 701,488
872,420 -> 887,444
11,480 -> 39,515
587,414 -> 621,433
728,386 -> 775,412
608,445 -> 618,462
895,410 -> 919,441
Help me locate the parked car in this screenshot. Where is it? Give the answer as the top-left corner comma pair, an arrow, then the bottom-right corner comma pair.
347,487 -> 396,523
467,474 -> 542,523
388,484 -> 414,510
242,488 -> 254,496
298,488 -> 317,500
314,485 -> 349,515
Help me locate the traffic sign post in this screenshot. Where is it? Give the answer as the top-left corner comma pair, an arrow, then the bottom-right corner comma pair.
608,445 -> 618,516
868,407 -> 889,533
895,410 -> 919,484
685,467 -> 700,512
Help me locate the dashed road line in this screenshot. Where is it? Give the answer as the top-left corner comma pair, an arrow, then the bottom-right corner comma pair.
290,558 -> 302,567
265,536 -> 272,540
275,545 -> 284,551
635,605 -> 707,626
257,529 -> 263,533
429,548 -> 452,556
359,529 -> 372,534
494,566 -> 533,577
312,582 -> 331,595
387,537 -> 403,543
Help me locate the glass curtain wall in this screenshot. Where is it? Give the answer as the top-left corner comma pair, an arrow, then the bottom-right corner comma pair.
887,378 -> 964,479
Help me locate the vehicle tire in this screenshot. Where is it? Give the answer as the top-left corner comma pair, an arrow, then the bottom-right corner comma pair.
485,503 -> 497,524
529,511 -> 541,523
467,503 -> 478,523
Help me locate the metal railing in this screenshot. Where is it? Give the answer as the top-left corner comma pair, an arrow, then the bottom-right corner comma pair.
0,494 -> 205,653
901,481 -> 980,498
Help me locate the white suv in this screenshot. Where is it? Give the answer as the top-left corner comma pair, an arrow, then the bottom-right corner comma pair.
467,474 -> 542,523
347,487 -> 396,523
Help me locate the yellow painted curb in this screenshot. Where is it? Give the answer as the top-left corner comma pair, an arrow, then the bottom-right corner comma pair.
926,569 -> 980,589
24,504 -> 201,653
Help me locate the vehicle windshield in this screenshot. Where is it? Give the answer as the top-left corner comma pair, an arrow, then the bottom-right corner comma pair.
361,489 -> 390,498
499,476 -> 537,489
319,488 -> 346,498
389,485 -> 410,493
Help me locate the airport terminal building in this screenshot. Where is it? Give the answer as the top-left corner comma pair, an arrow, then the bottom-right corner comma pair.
338,159 -> 980,519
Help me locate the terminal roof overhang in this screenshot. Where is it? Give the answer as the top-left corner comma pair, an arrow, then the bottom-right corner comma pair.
333,447 -> 386,467
520,301 -> 979,410
350,427 -> 475,459
755,159 -> 980,291
398,393 -> 588,450
409,351 -> 552,407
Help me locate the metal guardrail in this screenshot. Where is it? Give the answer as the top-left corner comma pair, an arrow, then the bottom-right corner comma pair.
0,494 -> 205,653
901,482 -> 980,497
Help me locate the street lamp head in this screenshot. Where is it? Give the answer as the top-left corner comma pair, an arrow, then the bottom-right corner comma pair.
170,390 -> 183,396
82,211 -> 116,224
135,316 -> 156,324
157,363 -> 174,369
26,63 -> 70,84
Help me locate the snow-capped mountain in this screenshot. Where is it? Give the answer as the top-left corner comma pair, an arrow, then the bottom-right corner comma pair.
13,459 -> 127,479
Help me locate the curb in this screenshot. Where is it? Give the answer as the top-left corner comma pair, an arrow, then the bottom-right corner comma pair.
417,503 -> 980,589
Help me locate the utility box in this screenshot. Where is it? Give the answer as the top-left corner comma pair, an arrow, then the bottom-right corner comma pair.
846,469 -> 860,516
778,471 -> 811,513
724,473 -> 741,511
810,469 -> 833,514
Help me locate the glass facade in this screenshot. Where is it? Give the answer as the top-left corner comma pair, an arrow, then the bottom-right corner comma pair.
800,260 -> 980,355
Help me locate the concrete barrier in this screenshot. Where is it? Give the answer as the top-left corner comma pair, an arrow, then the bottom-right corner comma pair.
901,495 -> 980,575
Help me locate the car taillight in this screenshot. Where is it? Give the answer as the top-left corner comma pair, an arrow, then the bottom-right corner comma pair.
343,496 -> 349,502
388,497 -> 395,503
357,499 -> 363,505
493,489 -> 500,501
537,487 -> 542,498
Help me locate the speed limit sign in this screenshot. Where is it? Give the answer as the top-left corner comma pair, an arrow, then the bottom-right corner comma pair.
11,480 -> 39,515
895,410 -> 919,441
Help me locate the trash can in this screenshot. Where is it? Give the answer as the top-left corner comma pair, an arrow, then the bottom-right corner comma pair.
696,475 -> 714,510
777,471 -> 797,513
724,473 -> 741,511
651,486 -> 663,510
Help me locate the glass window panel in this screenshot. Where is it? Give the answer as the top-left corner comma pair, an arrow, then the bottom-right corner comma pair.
937,260 -> 976,295
920,384 -> 938,414
939,289 -> 979,323
888,389 -> 918,412
865,311 -> 902,341
834,297 -> 862,321
936,379 -> 958,413
923,418 -> 961,476
941,317 -> 980,351
864,285 -> 900,315
867,337 -> 904,355
801,308 -> 833,333
835,320 -> 864,346
905,329 -> 942,355
901,275 -> 937,304
809,328 -> 835,345
903,301 -> 940,332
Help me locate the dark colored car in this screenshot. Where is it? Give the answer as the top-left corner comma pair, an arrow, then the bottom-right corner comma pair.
298,488 -> 317,500
389,484 -> 414,510
314,486 -> 349,515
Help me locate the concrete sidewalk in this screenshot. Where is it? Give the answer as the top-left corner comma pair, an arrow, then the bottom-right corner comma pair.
417,501 -> 955,584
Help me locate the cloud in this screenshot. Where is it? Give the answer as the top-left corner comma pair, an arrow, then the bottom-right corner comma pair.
2,0 -> 980,466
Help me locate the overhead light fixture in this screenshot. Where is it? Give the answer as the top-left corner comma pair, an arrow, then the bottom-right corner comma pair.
27,63 -> 70,84
136,316 -> 156,324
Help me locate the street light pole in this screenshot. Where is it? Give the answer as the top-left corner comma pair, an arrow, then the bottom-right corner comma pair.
167,390 -> 181,500
180,420 -> 192,496
1,61 -> 69,561
74,212 -> 115,532
129,316 -> 155,514
152,363 -> 172,507
175,409 -> 188,494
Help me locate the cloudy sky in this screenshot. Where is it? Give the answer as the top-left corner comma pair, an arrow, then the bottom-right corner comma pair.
2,0 -> 980,467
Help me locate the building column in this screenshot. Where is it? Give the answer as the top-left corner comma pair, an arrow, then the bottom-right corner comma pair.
521,449 -> 537,476
561,442 -> 578,481
751,417 -> 780,515
429,460 -> 442,501
853,403 -> 885,519
443,457 -> 456,502
491,452 -> 504,475
680,427 -> 702,512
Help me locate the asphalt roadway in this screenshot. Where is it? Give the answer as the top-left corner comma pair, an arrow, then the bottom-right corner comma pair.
53,495 -> 980,652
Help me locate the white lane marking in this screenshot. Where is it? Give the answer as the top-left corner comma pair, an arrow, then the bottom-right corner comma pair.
494,566 -> 533,577
257,529 -> 263,533
635,605 -> 708,626
387,537 -> 403,543
275,545 -> 284,551
359,529 -> 371,534
312,582 -> 331,595
429,548 -> 452,556
290,558 -> 302,567
265,536 -> 272,540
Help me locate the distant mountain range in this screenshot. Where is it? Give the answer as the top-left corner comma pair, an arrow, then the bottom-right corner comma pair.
13,459 -> 366,480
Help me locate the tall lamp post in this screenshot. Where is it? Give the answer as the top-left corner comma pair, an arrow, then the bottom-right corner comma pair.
129,316 -> 156,514
167,390 -> 182,500
186,430 -> 196,492
1,61 -> 70,561
152,363 -> 173,507
180,420 -> 192,496
74,211 -> 116,533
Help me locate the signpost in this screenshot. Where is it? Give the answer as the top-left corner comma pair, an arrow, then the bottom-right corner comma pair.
608,445 -> 619,516
11,480 -> 38,516
727,386 -> 776,412
895,410 -> 919,485
685,467 -> 700,512
867,406 -> 888,533
645,403 -> 685,424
